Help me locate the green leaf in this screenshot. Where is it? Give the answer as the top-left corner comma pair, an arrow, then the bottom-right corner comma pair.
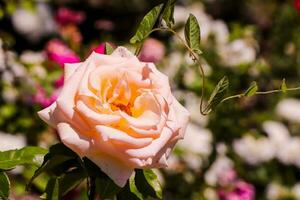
162,0 -> 176,27
116,174 -> 143,200
59,168 -> 86,197
0,171 -> 10,200
184,14 -> 202,55
105,43 -> 115,55
142,169 -> 162,199
281,78 -> 287,93
244,81 -> 258,97
205,76 -> 229,113
130,4 -> 163,44
129,173 -> 144,200
28,143 -> 78,189
95,176 -> 121,199
45,177 -> 60,200
83,158 -> 121,199
135,169 -> 162,199
0,146 -> 48,170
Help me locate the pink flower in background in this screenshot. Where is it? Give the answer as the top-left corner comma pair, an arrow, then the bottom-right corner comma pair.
54,75 -> 64,88
45,39 -> 80,67
295,0 -> 300,13
218,169 -> 237,187
34,86 -> 60,108
217,170 -> 255,200
93,43 -> 106,54
55,7 -> 85,26
218,181 -> 255,200
138,38 -> 165,63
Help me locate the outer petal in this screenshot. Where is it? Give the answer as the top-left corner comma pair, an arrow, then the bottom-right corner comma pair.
57,122 -> 91,157
64,62 -> 82,81
88,153 -> 134,187
37,102 -> 57,127
171,97 -> 190,139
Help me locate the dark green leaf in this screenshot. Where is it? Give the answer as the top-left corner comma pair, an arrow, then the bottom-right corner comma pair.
116,174 -> 143,200
0,171 -> 10,200
281,78 -> 287,93
45,177 -> 60,200
244,81 -> 258,97
0,146 -> 47,170
130,4 -> 163,44
28,143 -> 78,190
105,43 -> 114,55
95,176 -> 121,199
205,76 -> 229,113
135,169 -> 162,199
184,14 -> 202,55
59,168 -> 86,197
162,0 -> 176,27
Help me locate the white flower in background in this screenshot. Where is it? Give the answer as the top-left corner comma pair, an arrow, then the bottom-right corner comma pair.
292,183 -> 300,199
204,188 -> 219,200
219,39 -> 256,66
276,98 -> 300,123
178,123 -> 212,156
205,155 -> 233,186
2,87 -> 18,103
263,121 -> 290,148
233,135 -> 275,165
2,71 -> 14,85
6,52 -> 27,78
0,132 -> 26,151
266,183 -> 286,200
210,20 -> 229,45
277,137 -> 300,166
161,52 -> 182,81
30,65 -> 47,79
0,39 -> 5,70
177,123 -> 212,170
11,3 -> 56,41
20,51 -> 45,65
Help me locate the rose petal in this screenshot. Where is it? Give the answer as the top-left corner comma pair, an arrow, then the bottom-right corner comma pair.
76,101 -> 120,125
125,127 -> 174,158
88,153 -> 133,187
57,122 -> 91,157
64,62 -> 82,81
96,125 -> 153,148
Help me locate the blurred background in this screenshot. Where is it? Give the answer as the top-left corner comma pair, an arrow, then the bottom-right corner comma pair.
1,0 -> 300,199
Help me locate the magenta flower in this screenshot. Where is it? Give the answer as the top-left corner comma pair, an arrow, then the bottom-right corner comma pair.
54,75 -> 64,88
217,169 -> 255,200
138,38 -> 165,63
218,181 -> 255,200
55,7 -> 85,26
93,43 -> 106,54
295,0 -> 300,13
34,86 -> 60,108
45,39 -> 80,67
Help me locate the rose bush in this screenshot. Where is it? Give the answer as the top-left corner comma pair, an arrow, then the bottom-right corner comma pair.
38,47 -> 189,186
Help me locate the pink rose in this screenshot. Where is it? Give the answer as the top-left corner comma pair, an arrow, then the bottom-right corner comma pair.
34,86 -> 60,108
55,7 -> 85,26
38,47 -> 190,186
138,38 -> 165,63
45,39 -> 80,67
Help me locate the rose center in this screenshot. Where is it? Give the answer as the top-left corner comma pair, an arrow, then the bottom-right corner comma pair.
111,102 -> 132,115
